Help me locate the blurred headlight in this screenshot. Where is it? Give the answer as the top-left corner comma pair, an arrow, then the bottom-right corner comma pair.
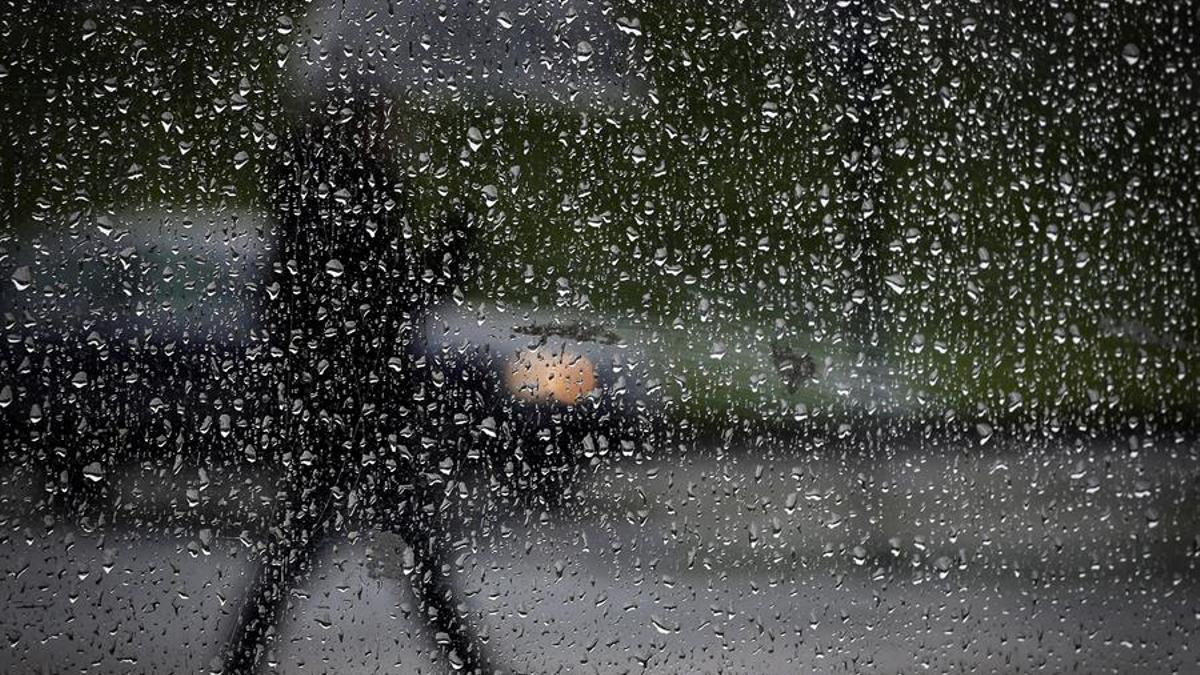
505,347 -> 596,405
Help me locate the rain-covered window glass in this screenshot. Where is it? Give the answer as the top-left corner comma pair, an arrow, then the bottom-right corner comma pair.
2,1 -> 1197,673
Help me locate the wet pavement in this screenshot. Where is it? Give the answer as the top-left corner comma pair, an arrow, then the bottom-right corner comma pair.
3,430 -> 1198,674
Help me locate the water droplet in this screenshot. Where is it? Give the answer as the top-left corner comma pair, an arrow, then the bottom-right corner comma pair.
481,184 -> 499,208
1122,43 -> 1140,65
575,41 -> 594,63
883,273 -> 907,295
975,422 -> 994,445
1058,172 -> 1074,194
83,462 -> 105,483
909,333 -> 926,354
710,342 -> 727,360
1145,508 -> 1160,528
852,545 -> 867,566
934,556 -> 953,578
478,417 -> 497,438
466,126 -> 484,152
616,16 -> 643,36
650,616 -> 676,634
10,266 -> 31,291
325,259 -> 345,277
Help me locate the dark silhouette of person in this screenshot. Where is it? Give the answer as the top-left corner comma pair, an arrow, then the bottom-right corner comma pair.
221,100 -> 494,674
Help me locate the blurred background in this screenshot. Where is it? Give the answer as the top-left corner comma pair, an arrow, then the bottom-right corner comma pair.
1,0 -> 1198,673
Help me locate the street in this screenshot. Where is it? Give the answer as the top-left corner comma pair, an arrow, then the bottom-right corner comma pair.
3,430 -> 1197,673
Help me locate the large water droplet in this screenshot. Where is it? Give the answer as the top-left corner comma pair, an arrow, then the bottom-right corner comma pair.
883,274 -> 907,295
82,462 -> 105,483
481,184 -> 499,208
575,41 -> 594,63
710,342 -> 727,360
616,16 -> 643,36
1122,43 -> 1141,65
467,126 -> 484,152
975,422 -> 994,445
11,266 -> 31,291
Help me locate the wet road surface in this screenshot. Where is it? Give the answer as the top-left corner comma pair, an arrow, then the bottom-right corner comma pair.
3,431 -> 1198,673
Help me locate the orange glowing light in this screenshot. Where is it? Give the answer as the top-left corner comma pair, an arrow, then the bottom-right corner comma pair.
505,347 -> 596,405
